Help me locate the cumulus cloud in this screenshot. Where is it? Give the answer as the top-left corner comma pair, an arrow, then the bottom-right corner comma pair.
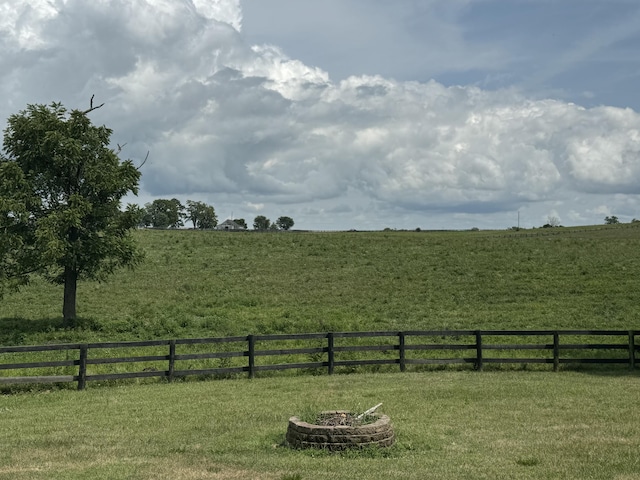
1,0 -> 639,229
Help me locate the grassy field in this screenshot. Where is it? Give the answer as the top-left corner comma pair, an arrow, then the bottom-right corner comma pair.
2,225 -> 640,346
1,227 -> 640,478
1,371 -> 639,480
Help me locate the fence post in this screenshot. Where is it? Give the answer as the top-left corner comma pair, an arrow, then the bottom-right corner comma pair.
327,332 -> 334,375
77,344 -> 88,391
399,332 -> 406,372
629,331 -> 636,371
475,330 -> 483,371
168,340 -> 176,382
248,335 -> 255,379
553,332 -> 560,372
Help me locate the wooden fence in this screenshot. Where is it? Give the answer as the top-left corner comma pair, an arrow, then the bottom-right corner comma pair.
0,330 -> 637,390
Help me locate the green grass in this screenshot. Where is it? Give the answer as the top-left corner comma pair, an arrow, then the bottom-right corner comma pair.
2,225 -> 640,346
2,227 -> 640,478
1,371 -> 639,479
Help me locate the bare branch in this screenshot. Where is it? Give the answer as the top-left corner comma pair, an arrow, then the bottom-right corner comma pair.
114,142 -> 148,169
136,151 -> 149,170
81,94 -> 105,114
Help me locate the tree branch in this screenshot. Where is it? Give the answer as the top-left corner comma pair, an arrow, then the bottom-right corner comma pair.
136,151 -> 149,170
115,143 -> 148,170
81,94 -> 105,115
6,266 -> 42,278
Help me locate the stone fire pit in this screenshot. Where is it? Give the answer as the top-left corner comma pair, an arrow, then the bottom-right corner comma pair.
286,410 -> 395,451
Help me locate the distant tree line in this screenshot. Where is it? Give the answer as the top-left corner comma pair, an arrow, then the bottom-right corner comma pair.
138,199 -> 217,229
603,216 -> 640,225
137,199 -> 294,231
253,215 -> 295,231
509,214 -> 640,231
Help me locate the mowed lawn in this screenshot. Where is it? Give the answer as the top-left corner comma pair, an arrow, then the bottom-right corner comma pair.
1,371 -> 639,480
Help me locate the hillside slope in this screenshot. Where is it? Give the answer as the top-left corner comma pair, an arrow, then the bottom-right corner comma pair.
2,226 -> 639,345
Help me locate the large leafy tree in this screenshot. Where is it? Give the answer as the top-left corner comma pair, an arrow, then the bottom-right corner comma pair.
0,100 -> 142,324
276,216 -> 295,231
186,200 -> 217,229
142,198 -> 185,228
253,215 -> 271,231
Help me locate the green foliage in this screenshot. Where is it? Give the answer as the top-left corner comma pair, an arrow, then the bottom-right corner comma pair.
233,218 -> 248,229
254,215 -> 271,231
277,216 -> 295,231
142,198 -> 185,228
605,215 -> 619,224
185,200 -> 217,229
0,101 -> 142,322
0,162 -> 36,297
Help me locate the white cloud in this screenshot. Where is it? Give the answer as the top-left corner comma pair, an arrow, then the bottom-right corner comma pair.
1,0 -> 640,230
0,0 -> 58,49
591,205 -> 612,217
245,202 -> 264,211
192,0 -> 242,30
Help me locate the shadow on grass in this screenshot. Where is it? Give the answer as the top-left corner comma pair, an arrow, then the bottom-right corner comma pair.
0,316 -> 101,345
568,365 -> 640,378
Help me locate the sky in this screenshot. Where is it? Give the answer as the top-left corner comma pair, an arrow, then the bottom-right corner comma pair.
1,0 -> 640,231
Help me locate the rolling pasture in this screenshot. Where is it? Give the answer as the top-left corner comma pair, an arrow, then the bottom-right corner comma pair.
2,225 -> 640,345
1,226 -> 640,479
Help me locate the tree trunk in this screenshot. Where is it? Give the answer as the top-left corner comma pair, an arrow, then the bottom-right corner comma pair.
63,266 -> 78,326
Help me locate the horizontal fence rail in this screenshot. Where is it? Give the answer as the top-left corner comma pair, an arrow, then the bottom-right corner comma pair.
0,330 -> 637,390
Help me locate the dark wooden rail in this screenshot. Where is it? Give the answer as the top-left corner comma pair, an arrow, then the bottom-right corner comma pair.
0,330 -> 637,390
